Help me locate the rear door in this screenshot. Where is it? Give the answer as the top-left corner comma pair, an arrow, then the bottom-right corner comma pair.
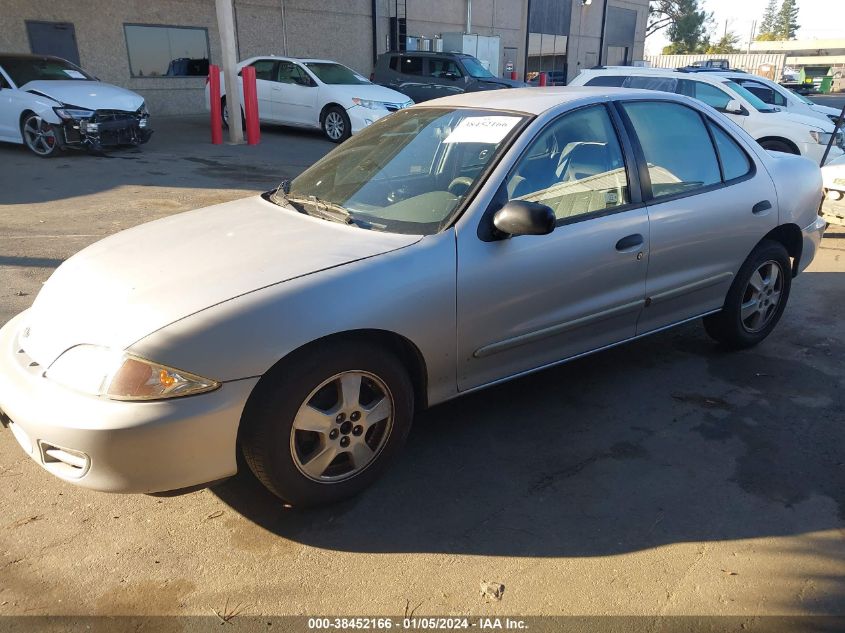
244,59 -> 280,121
616,100 -> 778,334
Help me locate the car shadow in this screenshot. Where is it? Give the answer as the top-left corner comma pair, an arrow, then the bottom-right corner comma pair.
213,282 -> 845,574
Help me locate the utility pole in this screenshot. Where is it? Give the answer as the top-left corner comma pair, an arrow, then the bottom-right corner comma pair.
747,20 -> 756,53
215,0 -> 244,144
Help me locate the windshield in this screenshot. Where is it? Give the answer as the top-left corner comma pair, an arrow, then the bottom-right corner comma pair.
723,80 -> 776,112
0,56 -> 94,86
462,57 -> 495,79
284,107 -> 529,235
790,90 -> 815,105
304,62 -> 369,85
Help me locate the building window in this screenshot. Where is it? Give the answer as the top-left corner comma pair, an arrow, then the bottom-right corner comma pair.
124,24 -> 209,77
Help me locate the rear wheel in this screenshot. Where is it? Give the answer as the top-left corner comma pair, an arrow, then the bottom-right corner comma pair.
703,240 -> 792,349
21,113 -> 62,157
221,97 -> 245,130
240,340 -> 413,507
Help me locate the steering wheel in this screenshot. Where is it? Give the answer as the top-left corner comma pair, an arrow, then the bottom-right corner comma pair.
447,176 -> 474,197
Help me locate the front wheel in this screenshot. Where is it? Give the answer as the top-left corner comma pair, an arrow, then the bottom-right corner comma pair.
703,239 -> 792,349
322,106 -> 351,143
240,340 -> 413,507
21,114 -> 62,157
759,139 -> 798,155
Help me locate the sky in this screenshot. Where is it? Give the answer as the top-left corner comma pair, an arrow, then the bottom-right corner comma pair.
645,0 -> 843,55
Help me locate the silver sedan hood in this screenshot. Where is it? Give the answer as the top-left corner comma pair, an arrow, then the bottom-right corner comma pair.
21,196 -> 420,366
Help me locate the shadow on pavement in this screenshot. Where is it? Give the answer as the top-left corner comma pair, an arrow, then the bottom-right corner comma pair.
213,282 -> 844,579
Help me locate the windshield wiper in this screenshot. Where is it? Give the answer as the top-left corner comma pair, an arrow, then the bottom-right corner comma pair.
288,195 -> 355,225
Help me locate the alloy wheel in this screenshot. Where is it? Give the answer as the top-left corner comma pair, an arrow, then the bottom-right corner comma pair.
290,370 -> 394,483
740,260 -> 784,333
324,111 -> 345,140
22,115 -> 58,156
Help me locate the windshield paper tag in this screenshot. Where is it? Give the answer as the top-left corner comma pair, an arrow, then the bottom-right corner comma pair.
63,70 -> 86,79
444,116 -> 521,144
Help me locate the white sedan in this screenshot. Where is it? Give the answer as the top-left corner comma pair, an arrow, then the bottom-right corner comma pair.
207,56 -> 412,142
0,53 -> 151,157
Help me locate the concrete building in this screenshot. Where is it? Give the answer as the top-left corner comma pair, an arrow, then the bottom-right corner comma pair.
0,0 -> 649,116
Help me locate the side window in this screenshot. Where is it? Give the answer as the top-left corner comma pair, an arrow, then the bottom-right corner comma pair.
505,105 -> 630,221
692,81 -> 732,110
622,101 -> 721,199
0,72 -> 9,89
585,75 -> 625,87
277,62 -> 310,85
709,123 -> 752,181
400,56 -> 424,76
251,60 -> 276,81
623,76 -> 678,92
429,58 -> 462,79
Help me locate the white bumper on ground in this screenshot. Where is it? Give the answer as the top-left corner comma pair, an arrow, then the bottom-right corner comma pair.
0,310 -> 258,494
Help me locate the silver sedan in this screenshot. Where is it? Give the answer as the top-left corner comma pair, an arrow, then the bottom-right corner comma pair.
0,87 -> 826,506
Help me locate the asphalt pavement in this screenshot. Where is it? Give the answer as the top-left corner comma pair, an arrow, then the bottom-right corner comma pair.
0,113 -> 844,623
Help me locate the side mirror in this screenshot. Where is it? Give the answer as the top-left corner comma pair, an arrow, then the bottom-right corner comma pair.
493,200 -> 555,237
725,99 -> 745,115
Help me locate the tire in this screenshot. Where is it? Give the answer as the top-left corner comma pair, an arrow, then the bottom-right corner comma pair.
322,106 -> 351,143
21,113 -> 63,157
703,239 -> 792,349
759,139 -> 798,155
240,340 -> 414,507
221,96 -> 245,131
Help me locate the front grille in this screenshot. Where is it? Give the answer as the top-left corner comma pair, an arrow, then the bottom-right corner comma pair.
94,109 -> 137,123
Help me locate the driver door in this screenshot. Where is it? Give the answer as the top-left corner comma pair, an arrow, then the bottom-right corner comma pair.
455,104 -> 650,391
275,61 -> 318,126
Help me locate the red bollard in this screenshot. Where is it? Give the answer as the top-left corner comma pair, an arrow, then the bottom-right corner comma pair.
538,72 -> 547,87
241,65 -> 260,146
208,64 -> 222,145
510,71 -> 518,81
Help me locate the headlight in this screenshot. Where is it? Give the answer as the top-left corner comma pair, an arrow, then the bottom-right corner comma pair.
53,106 -> 96,120
351,98 -> 384,110
810,130 -> 843,146
137,101 -> 149,117
46,345 -> 220,401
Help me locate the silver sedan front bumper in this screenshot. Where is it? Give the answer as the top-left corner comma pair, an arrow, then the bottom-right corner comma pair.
0,310 -> 257,493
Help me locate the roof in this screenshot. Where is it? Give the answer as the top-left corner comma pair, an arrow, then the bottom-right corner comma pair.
578,66 -> 735,85
414,86 -> 683,116
377,51 -> 472,58
0,53 -> 65,62
238,55 -> 340,66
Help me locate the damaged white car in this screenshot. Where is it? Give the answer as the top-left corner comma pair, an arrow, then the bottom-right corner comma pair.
822,153 -> 845,226
0,53 -> 152,157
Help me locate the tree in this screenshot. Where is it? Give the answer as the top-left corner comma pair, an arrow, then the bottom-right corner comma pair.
757,0 -> 779,39
661,0 -> 710,54
647,0 -> 710,40
775,0 -> 800,39
707,32 -> 741,53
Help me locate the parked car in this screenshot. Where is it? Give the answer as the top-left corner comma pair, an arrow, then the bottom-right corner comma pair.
718,71 -> 843,125
0,87 -> 825,506
372,51 -> 525,103
206,56 -> 412,142
821,153 -> 845,226
570,66 -> 844,164
0,53 -> 151,157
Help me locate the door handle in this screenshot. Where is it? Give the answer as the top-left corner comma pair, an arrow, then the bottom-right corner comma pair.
752,200 -> 772,215
615,233 -> 644,252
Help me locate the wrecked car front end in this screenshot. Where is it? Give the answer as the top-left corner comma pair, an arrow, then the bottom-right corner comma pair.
821,155 -> 845,227
53,103 -> 152,151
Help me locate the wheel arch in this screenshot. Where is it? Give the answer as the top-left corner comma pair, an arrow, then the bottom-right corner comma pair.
319,102 -> 346,124
756,136 -> 801,155
248,328 -> 429,415
761,223 -> 803,276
